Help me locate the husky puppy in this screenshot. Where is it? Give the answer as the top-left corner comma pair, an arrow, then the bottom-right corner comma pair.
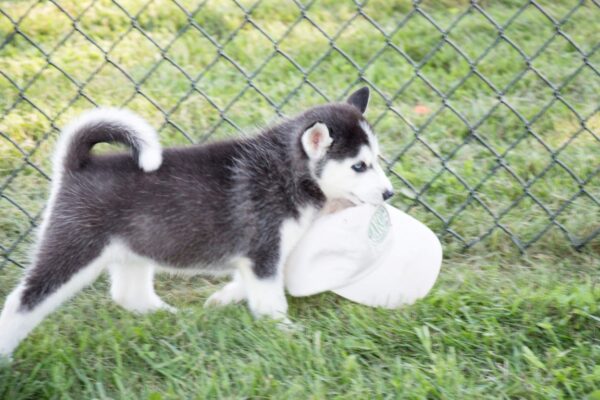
0,87 -> 393,357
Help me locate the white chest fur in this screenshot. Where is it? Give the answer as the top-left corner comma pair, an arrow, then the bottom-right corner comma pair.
279,206 -> 319,264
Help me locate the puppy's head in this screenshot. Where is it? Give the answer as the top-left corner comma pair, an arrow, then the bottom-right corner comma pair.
300,87 -> 394,205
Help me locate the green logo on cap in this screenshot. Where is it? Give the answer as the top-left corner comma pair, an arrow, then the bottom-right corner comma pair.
368,205 -> 391,244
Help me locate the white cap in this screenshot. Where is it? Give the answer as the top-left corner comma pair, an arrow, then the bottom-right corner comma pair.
285,204 -> 442,308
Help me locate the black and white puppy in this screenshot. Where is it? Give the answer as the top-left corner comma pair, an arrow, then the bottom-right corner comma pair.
0,87 -> 393,357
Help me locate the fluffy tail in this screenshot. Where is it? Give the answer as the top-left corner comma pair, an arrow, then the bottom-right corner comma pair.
55,108 -> 162,175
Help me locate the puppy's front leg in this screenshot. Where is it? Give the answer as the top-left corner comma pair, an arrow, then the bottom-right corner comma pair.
236,256 -> 289,323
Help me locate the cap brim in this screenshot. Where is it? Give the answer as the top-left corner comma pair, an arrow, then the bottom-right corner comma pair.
332,206 -> 442,308
285,205 -> 442,308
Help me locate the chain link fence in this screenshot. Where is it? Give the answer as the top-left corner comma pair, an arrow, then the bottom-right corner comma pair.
0,0 -> 599,270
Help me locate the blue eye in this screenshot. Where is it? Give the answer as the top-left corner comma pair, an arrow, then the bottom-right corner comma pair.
351,161 -> 367,172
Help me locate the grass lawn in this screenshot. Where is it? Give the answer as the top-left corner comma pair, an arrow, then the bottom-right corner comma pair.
0,252 -> 598,399
0,0 -> 599,398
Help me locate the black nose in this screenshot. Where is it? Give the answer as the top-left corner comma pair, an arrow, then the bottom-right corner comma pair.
382,190 -> 394,201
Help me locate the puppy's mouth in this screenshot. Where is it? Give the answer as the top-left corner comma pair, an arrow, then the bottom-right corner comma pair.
348,192 -> 386,206
348,193 -> 366,205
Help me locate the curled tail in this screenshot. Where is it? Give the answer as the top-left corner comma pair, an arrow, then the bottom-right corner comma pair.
55,108 -> 162,175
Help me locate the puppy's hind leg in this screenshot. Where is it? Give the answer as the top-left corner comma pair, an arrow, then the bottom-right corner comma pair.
0,240 -> 111,358
108,256 -> 174,314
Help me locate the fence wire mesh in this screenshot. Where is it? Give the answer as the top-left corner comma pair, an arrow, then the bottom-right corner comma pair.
0,0 -> 599,269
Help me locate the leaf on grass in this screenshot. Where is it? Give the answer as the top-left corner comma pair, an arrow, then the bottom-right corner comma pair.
414,104 -> 431,115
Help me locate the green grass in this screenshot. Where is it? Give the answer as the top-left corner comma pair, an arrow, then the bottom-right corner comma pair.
0,0 -> 599,398
0,252 -> 598,399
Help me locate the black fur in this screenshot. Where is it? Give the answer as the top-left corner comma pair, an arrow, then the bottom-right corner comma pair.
20,99 -> 371,310
346,86 -> 370,114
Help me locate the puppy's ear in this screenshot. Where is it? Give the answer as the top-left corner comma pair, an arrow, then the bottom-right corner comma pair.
347,86 -> 370,114
301,122 -> 332,159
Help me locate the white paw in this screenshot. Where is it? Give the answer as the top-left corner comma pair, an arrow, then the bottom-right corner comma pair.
204,283 -> 246,308
115,296 -> 175,314
248,293 -> 288,320
276,318 -> 303,333
157,301 -> 177,314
